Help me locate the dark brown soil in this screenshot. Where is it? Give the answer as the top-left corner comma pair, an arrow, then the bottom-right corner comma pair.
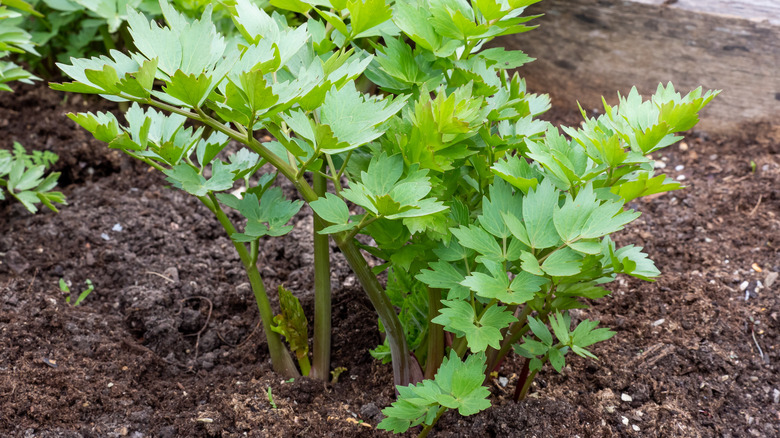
1,83 -> 778,437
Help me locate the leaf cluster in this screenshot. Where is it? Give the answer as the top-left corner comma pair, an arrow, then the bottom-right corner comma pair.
378,351 -> 491,433
0,0 -> 41,91
0,142 -> 66,213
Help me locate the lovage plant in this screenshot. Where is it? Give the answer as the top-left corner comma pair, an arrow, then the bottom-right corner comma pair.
1,142 -> 66,213
53,0 -> 716,434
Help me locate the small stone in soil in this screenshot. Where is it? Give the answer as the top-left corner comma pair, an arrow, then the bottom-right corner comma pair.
498,376 -> 508,387
621,393 -> 633,402
621,416 -> 629,425
652,318 -> 665,327
766,271 -> 778,288
773,389 -> 780,404
360,403 -> 382,423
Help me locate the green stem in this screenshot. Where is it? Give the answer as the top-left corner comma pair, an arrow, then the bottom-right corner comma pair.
485,303 -> 518,374
512,358 -> 530,401
298,354 -> 312,377
418,406 -> 447,438
310,168 -> 332,380
336,238 -> 411,387
488,304 -> 533,373
344,214 -> 382,241
201,194 -> 299,378
517,368 -> 539,401
452,335 -> 467,358
99,25 -> 116,53
425,287 -> 444,380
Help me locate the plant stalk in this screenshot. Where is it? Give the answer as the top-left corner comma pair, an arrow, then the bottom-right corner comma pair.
418,406 -> 447,438
512,358 -> 531,402
425,287 -> 444,380
336,238 -> 411,387
201,194 -> 299,378
487,304 -> 533,374
516,368 -> 538,402
310,168 -> 332,380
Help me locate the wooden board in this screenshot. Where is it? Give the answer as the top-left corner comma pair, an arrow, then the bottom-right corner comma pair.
498,0 -> 780,133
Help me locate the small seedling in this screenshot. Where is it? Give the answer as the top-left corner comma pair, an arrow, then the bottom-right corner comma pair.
266,386 -> 277,409
60,278 -> 94,306
0,143 -> 66,213
330,367 -> 347,384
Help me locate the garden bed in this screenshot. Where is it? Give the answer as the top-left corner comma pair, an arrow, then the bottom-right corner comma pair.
1,82 -> 778,437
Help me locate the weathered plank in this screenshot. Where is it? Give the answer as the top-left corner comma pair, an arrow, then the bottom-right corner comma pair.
499,0 -> 780,133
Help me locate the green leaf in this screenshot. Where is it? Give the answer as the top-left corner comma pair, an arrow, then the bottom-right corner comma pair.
362,153 -> 404,195
461,271 -> 507,300
392,0 -> 441,53
4,0 -> 42,17
611,171 -> 681,203
548,347 -> 565,372
163,70 -> 214,108
491,154 -> 539,194
315,8 -> 349,39
526,315 -> 552,346
416,261 -> 470,300
548,312 -> 571,345
522,179 -> 560,249
67,111 -> 121,143
127,1 -> 229,77
378,351 -> 490,433
319,84 -> 408,153
556,282 -> 611,300
220,187 -> 304,240
432,300 -> 515,352
310,192 -> 351,225
347,0 -> 392,39
8,164 -> 44,192
270,285 -> 309,361
570,319 -> 615,348
84,64 -> 121,94
461,269 -> 544,305
478,47 -> 534,69
164,161 -> 234,197
519,251 -> 543,275
613,244 -> 660,281
579,204 -> 640,240
553,183 -> 599,244
541,247 -> 582,277
474,0 -> 507,21
435,352 -> 491,416
478,180 -> 522,239
513,337 -> 548,358
269,0 -> 313,14
451,225 -> 502,259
